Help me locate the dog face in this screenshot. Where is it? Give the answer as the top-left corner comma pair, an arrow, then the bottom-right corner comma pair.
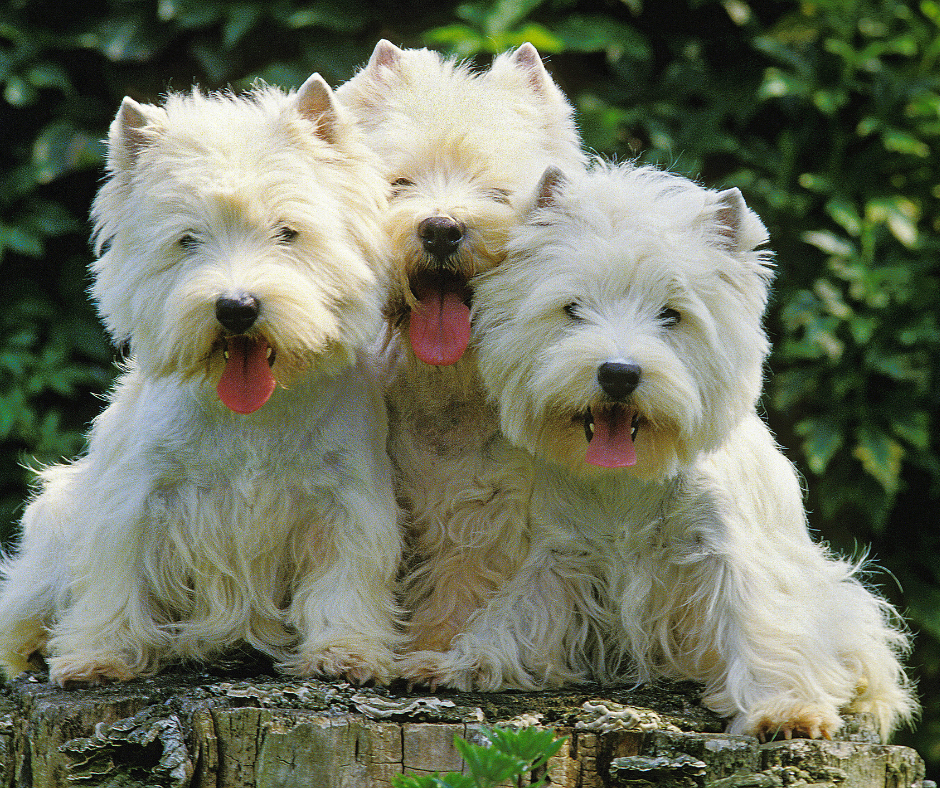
474,163 -> 774,480
336,41 -> 584,367
89,77 -> 388,413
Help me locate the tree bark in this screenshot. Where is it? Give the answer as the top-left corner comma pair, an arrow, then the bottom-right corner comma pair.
0,661 -> 929,788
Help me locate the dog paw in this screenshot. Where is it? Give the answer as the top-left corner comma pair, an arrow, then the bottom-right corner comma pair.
745,701 -> 842,742
397,649 -> 477,692
48,653 -> 137,686
285,644 -> 396,686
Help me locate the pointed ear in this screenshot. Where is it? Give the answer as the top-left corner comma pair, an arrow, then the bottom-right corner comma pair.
112,97 -> 152,169
508,42 -> 554,98
296,73 -> 340,144
368,39 -> 404,74
712,188 -> 747,253
532,166 -> 567,215
712,187 -> 770,258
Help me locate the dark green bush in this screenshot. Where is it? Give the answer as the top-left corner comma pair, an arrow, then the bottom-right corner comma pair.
1,0 -> 937,771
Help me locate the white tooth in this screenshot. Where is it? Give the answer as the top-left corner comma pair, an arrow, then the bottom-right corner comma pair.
223,350 -> 229,360
266,346 -> 273,358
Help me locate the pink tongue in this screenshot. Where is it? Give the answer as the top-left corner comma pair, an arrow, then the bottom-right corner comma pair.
217,336 -> 276,414
409,289 -> 471,366
585,408 -> 637,468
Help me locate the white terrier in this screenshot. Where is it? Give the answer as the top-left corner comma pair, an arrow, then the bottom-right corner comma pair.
414,161 -> 917,741
0,78 -> 405,686
336,42 -> 585,662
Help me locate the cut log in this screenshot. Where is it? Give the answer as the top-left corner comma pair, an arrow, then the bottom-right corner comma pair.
0,660 -> 929,788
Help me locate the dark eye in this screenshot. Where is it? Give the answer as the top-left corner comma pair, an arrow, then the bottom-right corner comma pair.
391,178 -> 414,196
486,188 -> 511,205
178,233 -> 199,252
275,225 -> 299,244
658,307 -> 681,327
564,302 -> 584,322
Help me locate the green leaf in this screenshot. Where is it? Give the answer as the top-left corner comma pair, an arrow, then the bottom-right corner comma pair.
93,14 -> 158,62
798,173 -> 834,194
758,68 -> 807,100
164,0 -> 224,29
812,88 -> 847,114
865,197 -> 920,248
553,15 -> 651,58
26,62 -> 73,94
770,367 -> 819,410
453,736 -> 521,784
4,75 -> 38,106
423,26 -> 486,58
853,426 -> 903,493
881,128 -> 930,158
465,24 -> 565,54
865,347 -> 928,386
802,230 -> 855,258
891,411 -> 929,451
0,225 -> 43,257
223,4 -> 263,49
846,315 -> 877,344
286,2 -> 372,33
477,0 -> 547,37
795,416 -> 844,475
32,121 -> 105,184
824,197 -> 862,237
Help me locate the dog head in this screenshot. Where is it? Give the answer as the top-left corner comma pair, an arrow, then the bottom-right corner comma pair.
474,161 -> 774,480
336,41 -> 585,367
90,77 -> 388,413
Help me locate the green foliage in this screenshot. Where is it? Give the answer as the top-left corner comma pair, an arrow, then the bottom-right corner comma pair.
392,726 -> 565,788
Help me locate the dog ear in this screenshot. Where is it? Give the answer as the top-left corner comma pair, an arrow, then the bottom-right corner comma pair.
295,73 -> 340,144
713,188 -> 746,252
508,43 -> 555,98
532,166 -> 567,214
712,188 -> 769,255
368,39 -> 404,74
112,97 -> 153,170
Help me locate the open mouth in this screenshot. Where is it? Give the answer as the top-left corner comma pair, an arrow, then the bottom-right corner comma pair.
580,404 -> 641,468
407,271 -> 473,367
217,334 -> 277,414
221,335 -> 276,366
410,270 -> 472,307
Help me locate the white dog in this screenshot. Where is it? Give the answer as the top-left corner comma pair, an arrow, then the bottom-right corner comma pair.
0,77 -> 405,686
409,161 -> 917,741
336,42 -> 585,661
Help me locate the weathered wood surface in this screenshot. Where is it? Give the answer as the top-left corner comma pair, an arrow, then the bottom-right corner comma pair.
0,660 -> 929,788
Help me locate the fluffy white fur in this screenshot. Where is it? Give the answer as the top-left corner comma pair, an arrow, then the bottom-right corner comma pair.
0,78 -> 405,685
336,42 -> 585,659
408,161 -> 917,741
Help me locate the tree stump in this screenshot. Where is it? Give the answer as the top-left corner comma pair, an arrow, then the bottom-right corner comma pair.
0,660 -> 929,788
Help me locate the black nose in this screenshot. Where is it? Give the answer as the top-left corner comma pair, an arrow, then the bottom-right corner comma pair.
597,361 -> 641,400
418,216 -> 464,259
215,294 -> 260,334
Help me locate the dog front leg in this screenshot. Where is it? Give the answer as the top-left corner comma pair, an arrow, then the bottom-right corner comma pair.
44,482 -> 168,686
398,540 -> 600,691
283,486 -> 404,686
654,548 -> 850,741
